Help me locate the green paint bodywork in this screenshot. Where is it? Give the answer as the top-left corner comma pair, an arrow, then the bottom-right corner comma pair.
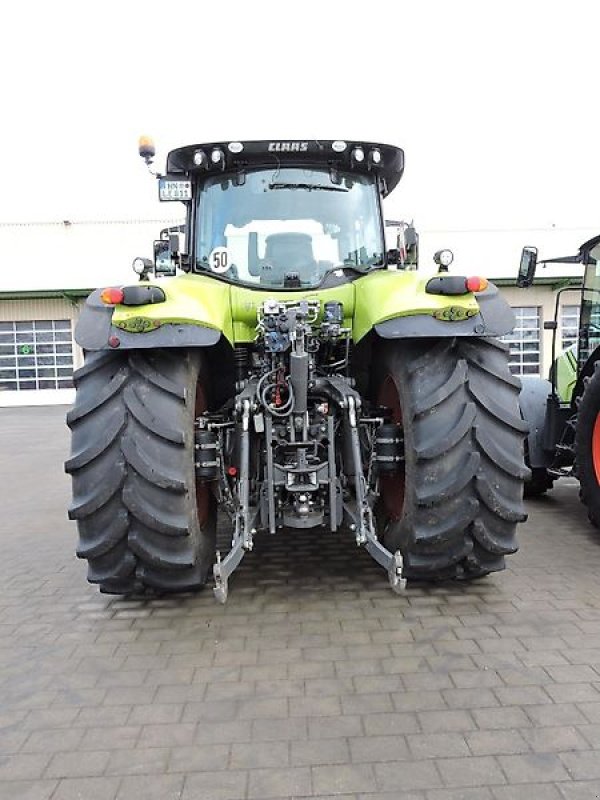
554,347 -> 578,403
111,270 -> 482,345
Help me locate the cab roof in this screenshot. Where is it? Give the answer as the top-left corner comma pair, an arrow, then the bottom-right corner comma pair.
166,140 -> 405,197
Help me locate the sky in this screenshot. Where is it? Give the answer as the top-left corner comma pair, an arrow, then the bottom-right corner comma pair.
1,0 -> 599,285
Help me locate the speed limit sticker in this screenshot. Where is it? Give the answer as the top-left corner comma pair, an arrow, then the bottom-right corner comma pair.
209,247 -> 230,273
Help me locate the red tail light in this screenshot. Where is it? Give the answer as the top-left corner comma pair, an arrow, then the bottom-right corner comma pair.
465,276 -> 488,293
100,287 -> 125,305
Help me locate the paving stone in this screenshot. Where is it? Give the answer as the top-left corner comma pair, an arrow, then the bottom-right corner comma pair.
289,738 -> 350,767
116,774 -> 184,800
105,747 -> 170,775
362,712 -> 419,736
498,753 -> 571,783
253,717 -> 308,742
544,683 -> 600,703
182,699 -> 238,723
449,670 -> 503,689
407,733 -> 470,759
126,704 -> 183,725
465,729 -> 529,756
375,760 -> 442,791
492,784 -> 563,799
441,688 -> 500,709
247,766 -> 311,799
576,702 -> 600,723
545,665 -> 600,683
45,751 -> 111,779
471,707 -> 532,730
0,754 -> 51,781
402,673 -> 455,691
138,723 -> 197,748
0,780 -> 58,800
558,782 -> 600,800
558,750 -> 600,780
578,723 -> 600,748
230,741 -> 289,769
74,706 -> 131,727
493,686 -> 554,706
392,691 -> 447,712
340,694 -> 393,715
358,793 -> 425,800
348,735 -> 409,763
436,756 -> 506,787
525,704 -> 588,727
519,725 -> 590,752
312,763 -> 376,795
51,777 -> 120,800
0,728 -> 29,754
79,726 -> 140,751
428,789 -> 495,800
23,709 -> 79,730
418,710 -> 476,733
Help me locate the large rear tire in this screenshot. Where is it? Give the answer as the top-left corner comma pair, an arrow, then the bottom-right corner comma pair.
372,337 -> 528,580
66,349 -> 217,594
575,361 -> 600,527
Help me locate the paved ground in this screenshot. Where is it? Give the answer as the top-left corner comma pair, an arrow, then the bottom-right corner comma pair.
1,406 -> 600,800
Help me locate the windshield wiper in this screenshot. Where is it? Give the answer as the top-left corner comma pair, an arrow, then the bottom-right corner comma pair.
268,182 -> 348,192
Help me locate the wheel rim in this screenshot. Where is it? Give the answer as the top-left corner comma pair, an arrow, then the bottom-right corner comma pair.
592,412 -> 600,484
195,382 -> 210,526
377,374 -> 406,520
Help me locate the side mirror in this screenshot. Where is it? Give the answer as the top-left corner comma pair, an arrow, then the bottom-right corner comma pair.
517,246 -> 538,288
386,248 -> 401,266
153,240 -> 176,277
400,225 -> 419,268
385,221 -> 419,269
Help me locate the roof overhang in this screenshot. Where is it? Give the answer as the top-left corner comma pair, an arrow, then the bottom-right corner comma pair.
166,140 -> 405,197
0,289 -> 93,301
492,276 -> 583,290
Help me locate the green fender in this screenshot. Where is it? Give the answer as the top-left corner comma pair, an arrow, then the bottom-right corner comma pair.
75,270 -> 514,351
553,347 -> 577,403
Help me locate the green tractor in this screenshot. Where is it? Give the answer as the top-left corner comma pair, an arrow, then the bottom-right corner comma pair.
66,138 -> 528,602
518,235 -> 600,522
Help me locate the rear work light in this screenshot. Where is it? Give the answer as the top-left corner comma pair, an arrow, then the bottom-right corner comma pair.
100,287 -> 124,304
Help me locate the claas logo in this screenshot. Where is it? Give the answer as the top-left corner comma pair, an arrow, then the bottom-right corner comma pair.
268,142 -> 309,152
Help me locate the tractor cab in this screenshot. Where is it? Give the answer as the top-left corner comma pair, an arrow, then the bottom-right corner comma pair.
517,234 -> 600,510
138,139 -> 418,285
517,234 -> 600,378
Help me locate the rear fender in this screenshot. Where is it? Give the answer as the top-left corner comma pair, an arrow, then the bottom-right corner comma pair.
353,271 -> 515,341
519,376 -> 553,468
75,275 -> 232,351
373,284 -> 515,340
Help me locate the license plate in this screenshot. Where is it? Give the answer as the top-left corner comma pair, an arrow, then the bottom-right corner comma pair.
158,179 -> 192,201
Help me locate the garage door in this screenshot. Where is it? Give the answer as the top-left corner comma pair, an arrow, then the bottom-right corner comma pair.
0,319 -> 76,406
